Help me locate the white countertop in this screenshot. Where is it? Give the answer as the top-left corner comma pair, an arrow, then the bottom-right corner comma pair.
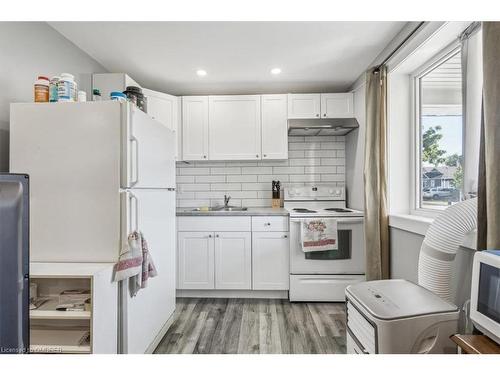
30,262 -> 115,276
176,207 -> 289,216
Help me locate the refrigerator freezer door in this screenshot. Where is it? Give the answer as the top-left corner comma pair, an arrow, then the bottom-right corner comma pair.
122,105 -> 176,189
119,189 -> 176,353
10,102 -> 122,263
0,174 -> 29,353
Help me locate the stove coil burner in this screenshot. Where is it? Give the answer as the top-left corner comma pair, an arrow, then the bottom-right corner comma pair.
293,208 -> 317,213
324,208 -> 352,213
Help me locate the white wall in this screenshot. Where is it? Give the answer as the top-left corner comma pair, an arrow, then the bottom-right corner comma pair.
390,227 -> 476,313
0,22 -> 107,171
345,84 -> 365,210
387,73 -> 412,214
463,30 -> 483,196
176,136 -> 346,208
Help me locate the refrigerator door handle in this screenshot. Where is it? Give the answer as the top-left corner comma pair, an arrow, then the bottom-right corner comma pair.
129,192 -> 140,233
130,135 -> 139,187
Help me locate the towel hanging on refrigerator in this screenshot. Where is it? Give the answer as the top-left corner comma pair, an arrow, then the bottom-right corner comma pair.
301,218 -> 338,252
113,231 -> 157,297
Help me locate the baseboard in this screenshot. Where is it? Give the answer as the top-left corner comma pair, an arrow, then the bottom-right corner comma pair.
145,311 -> 176,354
176,289 -> 289,299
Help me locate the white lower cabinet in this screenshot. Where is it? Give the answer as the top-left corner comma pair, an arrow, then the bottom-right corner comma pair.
177,231 -> 215,289
252,231 -> 289,290
214,232 -> 252,290
177,216 -> 289,293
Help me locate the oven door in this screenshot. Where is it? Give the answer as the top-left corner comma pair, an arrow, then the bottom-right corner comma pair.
290,217 -> 365,274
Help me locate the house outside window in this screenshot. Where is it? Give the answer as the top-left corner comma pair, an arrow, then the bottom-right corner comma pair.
414,50 -> 464,210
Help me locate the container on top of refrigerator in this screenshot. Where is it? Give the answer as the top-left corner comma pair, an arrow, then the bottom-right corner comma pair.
78,91 -> 87,102
57,73 -> 76,102
110,92 -> 127,102
123,86 -> 147,112
92,88 -> 102,101
34,76 -> 49,102
49,76 -> 60,102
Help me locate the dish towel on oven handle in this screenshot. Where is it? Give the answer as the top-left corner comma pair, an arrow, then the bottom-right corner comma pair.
301,218 -> 338,252
112,231 -> 158,297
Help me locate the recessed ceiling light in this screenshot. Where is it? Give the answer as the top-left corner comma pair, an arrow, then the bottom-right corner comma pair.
196,69 -> 207,77
271,68 -> 282,75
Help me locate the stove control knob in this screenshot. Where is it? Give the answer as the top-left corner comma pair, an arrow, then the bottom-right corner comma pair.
329,189 -> 334,194
335,189 -> 341,196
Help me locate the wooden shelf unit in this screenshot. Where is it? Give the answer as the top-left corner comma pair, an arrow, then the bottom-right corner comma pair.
30,298 -> 91,320
29,262 -> 118,354
451,334 -> 500,354
30,327 -> 91,354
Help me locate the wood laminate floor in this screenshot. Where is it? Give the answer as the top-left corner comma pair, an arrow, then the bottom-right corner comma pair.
154,298 -> 347,354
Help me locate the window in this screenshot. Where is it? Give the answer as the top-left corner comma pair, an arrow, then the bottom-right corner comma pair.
415,50 -> 464,210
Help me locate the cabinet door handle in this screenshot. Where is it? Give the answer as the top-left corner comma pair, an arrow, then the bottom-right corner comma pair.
283,235 -> 288,238
215,234 -> 219,238
263,154 -> 267,157
316,113 -> 319,117
323,114 -> 326,117
265,222 -> 271,226
256,154 -> 259,158
203,155 -> 207,159
208,234 -> 212,238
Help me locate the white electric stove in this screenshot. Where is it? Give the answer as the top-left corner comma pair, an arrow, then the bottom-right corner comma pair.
284,185 -> 366,302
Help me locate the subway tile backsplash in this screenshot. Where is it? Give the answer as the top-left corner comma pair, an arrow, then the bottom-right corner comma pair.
176,136 -> 345,208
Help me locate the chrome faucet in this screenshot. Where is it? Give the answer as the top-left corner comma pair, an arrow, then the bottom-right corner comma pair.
224,195 -> 231,208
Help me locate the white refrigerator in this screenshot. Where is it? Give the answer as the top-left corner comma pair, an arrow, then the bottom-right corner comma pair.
10,101 -> 176,353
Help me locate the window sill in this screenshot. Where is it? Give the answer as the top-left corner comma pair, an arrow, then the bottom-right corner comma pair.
389,213 -> 433,236
389,213 -> 477,250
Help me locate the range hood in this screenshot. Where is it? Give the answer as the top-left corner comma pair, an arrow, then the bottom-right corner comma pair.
288,118 -> 359,136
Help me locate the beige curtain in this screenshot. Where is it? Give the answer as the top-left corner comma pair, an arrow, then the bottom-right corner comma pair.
363,66 -> 389,280
478,22 -> 500,249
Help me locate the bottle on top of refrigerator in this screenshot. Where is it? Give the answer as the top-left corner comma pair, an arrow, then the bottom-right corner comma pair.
49,76 -> 60,102
78,91 -> 87,102
92,88 -> 102,101
57,73 -> 76,102
73,79 -> 78,101
34,76 -> 49,102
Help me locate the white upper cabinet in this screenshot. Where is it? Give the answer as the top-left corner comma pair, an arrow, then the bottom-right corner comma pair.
320,93 -> 354,118
208,95 -> 261,160
143,88 -> 180,159
182,96 -> 209,161
261,94 -> 288,160
288,93 -> 354,119
287,94 -> 321,119
143,89 -> 178,130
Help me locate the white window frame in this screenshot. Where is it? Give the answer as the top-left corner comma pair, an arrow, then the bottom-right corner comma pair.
410,42 -> 462,217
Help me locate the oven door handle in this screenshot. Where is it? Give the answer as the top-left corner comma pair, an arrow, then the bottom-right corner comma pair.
290,218 -> 364,224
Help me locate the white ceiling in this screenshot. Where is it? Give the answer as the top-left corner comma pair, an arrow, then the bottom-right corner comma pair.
50,22 -> 406,95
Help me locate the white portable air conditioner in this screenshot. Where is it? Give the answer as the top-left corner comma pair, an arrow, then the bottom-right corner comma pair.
346,198 -> 477,354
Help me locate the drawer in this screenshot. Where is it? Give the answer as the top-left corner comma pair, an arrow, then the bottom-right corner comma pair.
289,274 -> 365,302
346,301 -> 376,353
251,216 -> 289,232
177,216 -> 251,232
